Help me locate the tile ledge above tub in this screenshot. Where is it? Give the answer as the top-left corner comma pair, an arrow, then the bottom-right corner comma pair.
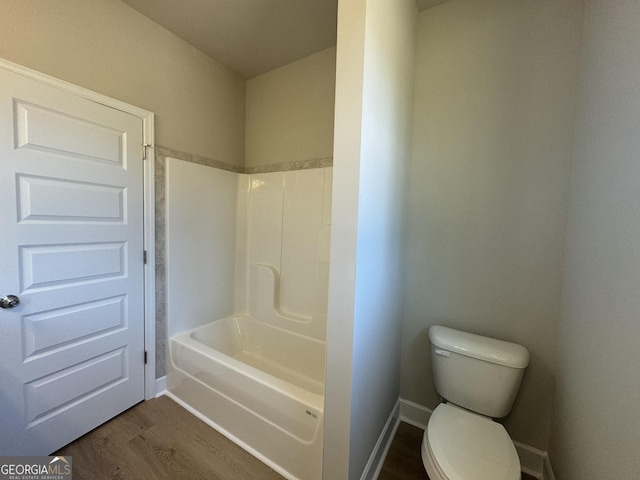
157,145 -> 333,175
156,145 -> 243,173
244,157 -> 333,174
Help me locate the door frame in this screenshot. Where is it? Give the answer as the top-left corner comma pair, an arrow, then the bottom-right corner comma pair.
0,58 -> 157,400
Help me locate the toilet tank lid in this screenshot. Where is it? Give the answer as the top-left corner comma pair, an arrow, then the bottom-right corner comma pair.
429,325 -> 530,369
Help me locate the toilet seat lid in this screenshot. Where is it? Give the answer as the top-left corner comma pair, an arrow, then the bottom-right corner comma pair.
427,403 -> 520,480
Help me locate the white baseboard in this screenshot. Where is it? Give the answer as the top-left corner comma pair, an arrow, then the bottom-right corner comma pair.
397,398 -> 555,480
542,451 -> 556,480
155,375 -> 167,397
399,397 -> 431,429
513,441 -> 545,479
360,399 -> 401,480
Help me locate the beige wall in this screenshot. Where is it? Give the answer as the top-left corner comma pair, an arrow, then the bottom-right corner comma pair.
550,1 -> 640,478
401,0 -> 583,451
324,0 -> 416,477
0,0 -> 246,166
245,47 -> 336,168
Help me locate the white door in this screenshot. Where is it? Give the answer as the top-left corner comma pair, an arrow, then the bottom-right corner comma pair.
0,67 -> 146,455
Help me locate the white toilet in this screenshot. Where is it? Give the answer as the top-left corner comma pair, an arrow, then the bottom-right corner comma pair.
422,325 -> 530,480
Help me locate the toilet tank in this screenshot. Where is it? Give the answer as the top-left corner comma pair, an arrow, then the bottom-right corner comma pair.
428,325 -> 530,418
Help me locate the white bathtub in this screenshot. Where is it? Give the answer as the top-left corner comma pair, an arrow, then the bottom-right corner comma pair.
167,314 -> 325,480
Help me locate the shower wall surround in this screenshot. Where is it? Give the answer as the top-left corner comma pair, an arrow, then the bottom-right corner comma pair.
157,148 -> 332,375
239,168 -> 332,341
155,146 -> 246,376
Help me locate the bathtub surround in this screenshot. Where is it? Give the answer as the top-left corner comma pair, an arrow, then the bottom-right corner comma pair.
165,159 -> 239,337
164,158 -> 331,479
164,158 -> 332,339
240,169 -> 333,340
154,146 -> 246,376
154,148 -> 333,376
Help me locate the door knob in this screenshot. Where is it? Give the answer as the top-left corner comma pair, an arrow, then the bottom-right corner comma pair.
0,295 -> 20,309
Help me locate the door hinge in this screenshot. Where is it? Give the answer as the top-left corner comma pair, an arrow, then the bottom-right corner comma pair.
142,143 -> 151,160
143,250 -> 148,264
144,351 -> 148,364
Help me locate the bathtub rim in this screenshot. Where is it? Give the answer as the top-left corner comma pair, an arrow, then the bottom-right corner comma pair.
170,314 -> 325,413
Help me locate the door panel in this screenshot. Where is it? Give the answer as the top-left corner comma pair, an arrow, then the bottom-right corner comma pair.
0,67 -> 145,455
17,175 -> 126,223
14,98 -> 127,166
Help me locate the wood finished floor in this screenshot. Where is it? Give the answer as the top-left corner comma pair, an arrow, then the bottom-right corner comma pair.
56,396 -> 537,480
55,395 -> 284,480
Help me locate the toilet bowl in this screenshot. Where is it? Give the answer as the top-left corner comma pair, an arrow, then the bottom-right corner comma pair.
421,403 -> 521,480
423,326 -> 529,480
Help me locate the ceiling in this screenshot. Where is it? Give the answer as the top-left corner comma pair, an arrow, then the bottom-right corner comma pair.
122,0 -> 449,79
